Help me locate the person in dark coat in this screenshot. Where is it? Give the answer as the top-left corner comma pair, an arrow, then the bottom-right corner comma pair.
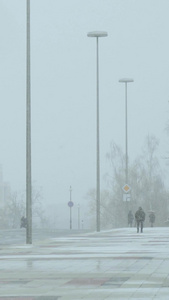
20,216 -> 27,228
128,210 -> 134,227
149,212 -> 155,227
135,207 -> 146,233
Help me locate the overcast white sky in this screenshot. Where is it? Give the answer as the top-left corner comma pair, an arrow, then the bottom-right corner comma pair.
0,0 -> 169,228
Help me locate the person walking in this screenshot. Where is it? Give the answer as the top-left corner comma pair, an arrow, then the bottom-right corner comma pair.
20,216 -> 27,228
128,210 -> 134,227
149,212 -> 155,227
135,207 -> 145,233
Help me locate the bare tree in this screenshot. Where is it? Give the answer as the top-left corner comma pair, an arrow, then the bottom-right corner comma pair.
87,135 -> 169,229
2,186 -> 47,229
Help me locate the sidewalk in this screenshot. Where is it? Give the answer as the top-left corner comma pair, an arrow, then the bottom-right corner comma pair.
0,227 -> 169,299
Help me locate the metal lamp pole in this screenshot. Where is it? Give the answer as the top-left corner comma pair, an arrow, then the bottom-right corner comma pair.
119,78 -> 134,184
87,31 -> 108,232
69,186 -> 72,230
26,0 -> 32,244
77,203 -> 80,230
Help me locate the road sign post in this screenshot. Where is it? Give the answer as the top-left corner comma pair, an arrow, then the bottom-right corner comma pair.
123,194 -> 131,202
68,186 -> 74,230
122,185 -> 131,202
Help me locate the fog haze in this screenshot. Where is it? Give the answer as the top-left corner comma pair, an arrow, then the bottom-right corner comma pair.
0,0 -> 168,228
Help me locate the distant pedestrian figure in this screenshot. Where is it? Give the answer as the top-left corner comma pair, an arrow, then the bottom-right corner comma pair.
20,216 -> 27,228
149,212 -> 155,227
128,210 -> 134,227
135,207 -> 145,233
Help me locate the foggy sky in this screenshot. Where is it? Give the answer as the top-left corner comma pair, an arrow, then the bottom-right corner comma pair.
0,0 -> 169,228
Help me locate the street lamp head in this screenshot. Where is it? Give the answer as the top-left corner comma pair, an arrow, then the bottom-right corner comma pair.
87,31 -> 108,38
119,78 -> 134,83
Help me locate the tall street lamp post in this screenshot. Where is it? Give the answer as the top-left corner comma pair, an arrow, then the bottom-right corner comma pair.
87,31 -> 108,232
119,78 -> 134,185
26,0 -> 32,244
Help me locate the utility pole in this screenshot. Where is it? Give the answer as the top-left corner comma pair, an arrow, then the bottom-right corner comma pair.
69,186 -> 72,230
26,0 -> 32,244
